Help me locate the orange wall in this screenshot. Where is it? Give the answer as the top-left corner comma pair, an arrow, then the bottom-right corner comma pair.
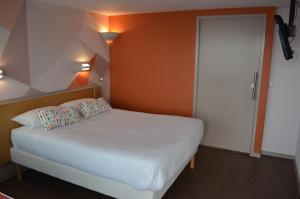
109,8 -> 275,153
0,0 -> 24,31
110,11 -> 198,116
110,7 -> 275,117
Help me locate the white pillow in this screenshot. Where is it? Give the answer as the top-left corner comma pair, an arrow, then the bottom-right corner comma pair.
12,106 -> 60,128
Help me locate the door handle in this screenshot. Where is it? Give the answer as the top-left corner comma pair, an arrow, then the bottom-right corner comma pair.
251,72 -> 259,101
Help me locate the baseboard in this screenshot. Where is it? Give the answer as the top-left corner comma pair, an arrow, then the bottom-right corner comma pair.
0,162 -> 16,182
200,144 -> 249,155
261,150 -> 294,160
293,160 -> 300,196
200,145 -> 296,160
250,152 -> 261,158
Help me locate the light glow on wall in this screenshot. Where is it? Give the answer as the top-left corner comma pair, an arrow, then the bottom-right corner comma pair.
75,54 -> 93,63
100,27 -> 109,32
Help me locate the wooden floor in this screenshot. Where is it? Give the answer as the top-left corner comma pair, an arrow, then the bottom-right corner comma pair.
0,146 -> 299,199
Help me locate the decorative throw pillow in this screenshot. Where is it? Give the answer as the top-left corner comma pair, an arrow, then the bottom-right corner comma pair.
60,98 -> 95,118
36,109 -> 66,130
79,98 -> 111,118
97,97 -> 112,112
61,106 -> 81,124
79,101 -> 99,118
12,106 -> 60,128
60,98 -> 94,110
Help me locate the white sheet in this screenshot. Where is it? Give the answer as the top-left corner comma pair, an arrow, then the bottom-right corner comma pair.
11,109 -> 203,191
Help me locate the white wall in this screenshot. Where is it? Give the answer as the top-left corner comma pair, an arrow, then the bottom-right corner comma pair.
262,8 -> 300,155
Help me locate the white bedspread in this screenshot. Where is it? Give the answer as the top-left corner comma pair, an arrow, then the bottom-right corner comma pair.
11,109 -> 203,191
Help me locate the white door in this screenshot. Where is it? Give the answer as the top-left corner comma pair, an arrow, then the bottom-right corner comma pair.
195,15 -> 265,153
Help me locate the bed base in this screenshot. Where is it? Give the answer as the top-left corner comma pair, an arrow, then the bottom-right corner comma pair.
11,148 -> 196,199
189,155 -> 195,170
15,164 -> 22,180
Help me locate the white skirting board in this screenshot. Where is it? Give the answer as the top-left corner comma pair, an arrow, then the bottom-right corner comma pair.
10,148 -> 193,199
261,151 -> 295,160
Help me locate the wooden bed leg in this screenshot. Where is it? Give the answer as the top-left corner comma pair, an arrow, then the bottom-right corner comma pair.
190,155 -> 195,170
15,164 -> 22,180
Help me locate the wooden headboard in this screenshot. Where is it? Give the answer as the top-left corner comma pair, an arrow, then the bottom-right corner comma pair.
0,86 -> 101,165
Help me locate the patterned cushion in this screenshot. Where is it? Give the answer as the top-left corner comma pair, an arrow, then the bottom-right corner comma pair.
12,106 -> 60,128
36,109 -> 66,130
60,98 -> 94,117
79,98 -> 111,118
61,106 -> 82,124
97,97 -> 112,112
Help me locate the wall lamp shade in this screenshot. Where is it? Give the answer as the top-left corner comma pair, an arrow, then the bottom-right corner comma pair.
101,32 -> 120,42
0,69 -> 3,79
81,63 -> 91,71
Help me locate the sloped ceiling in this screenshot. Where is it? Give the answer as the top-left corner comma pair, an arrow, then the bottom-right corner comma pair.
36,0 -> 289,16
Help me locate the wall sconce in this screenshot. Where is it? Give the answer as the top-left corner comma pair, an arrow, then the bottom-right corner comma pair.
0,69 -> 3,79
81,63 -> 91,71
100,32 -> 120,44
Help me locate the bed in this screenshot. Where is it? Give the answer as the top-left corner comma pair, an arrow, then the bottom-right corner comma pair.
3,87 -> 204,199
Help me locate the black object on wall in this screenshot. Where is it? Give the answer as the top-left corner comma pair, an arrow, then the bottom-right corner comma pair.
274,0 -> 298,60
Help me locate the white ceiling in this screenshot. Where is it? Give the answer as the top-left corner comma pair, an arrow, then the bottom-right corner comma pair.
36,0 -> 290,16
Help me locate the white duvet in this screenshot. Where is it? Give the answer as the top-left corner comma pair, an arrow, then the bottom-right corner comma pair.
11,109 -> 203,191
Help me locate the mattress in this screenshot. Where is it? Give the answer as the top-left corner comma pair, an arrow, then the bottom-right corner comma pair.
11,109 -> 203,191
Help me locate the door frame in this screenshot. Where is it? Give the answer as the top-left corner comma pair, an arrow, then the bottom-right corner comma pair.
192,14 -> 267,157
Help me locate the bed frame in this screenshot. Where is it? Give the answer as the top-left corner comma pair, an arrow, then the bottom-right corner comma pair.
0,86 -> 101,165
11,148 -> 196,199
1,86 -> 197,199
